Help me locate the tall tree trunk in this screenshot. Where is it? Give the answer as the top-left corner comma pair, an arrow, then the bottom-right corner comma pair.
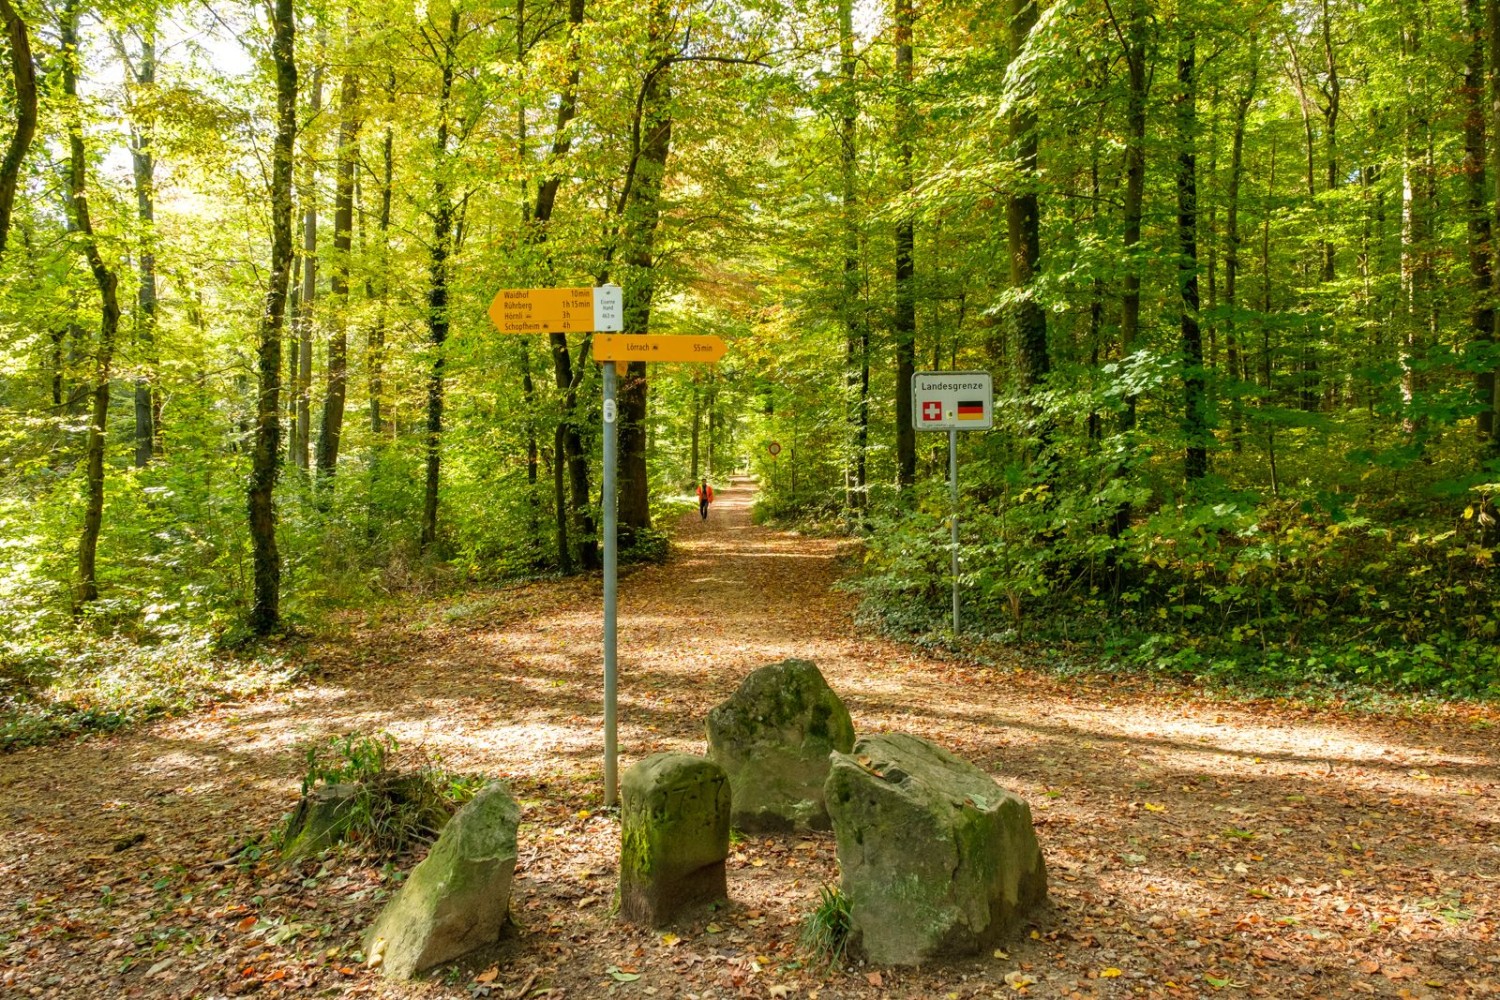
529,0 -> 596,572
1178,25 -> 1207,482
838,0 -> 867,511
1225,36 -> 1260,452
369,71 -> 394,436
1261,137 -> 1279,496
317,68 -> 358,480
690,376 -> 701,482
1400,14 -> 1431,440
514,4 -> 541,553
62,0 -> 122,605
1485,0 -> 1500,455
1466,0 -> 1494,444
1111,0 -> 1149,542
248,0 -> 296,634
119,23 -> 159,466
421,8 -> 460,552
1008,0 -> 1049,417
1320,0 -> 1340,285
295,58 -> 322,472
0,0 -> 34,258
617,0 -> 674,544
1284,33 -> 1322,411
893,0 -> 916,489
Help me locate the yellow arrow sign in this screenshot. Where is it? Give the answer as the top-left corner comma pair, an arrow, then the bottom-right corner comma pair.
488,285 -> 623,334
593,334 -> 726,364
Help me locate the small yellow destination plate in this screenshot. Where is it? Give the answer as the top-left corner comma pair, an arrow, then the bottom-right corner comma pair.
593,335 -> 726,363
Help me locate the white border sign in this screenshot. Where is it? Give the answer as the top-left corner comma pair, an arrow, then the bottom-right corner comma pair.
911,371 -> 994,431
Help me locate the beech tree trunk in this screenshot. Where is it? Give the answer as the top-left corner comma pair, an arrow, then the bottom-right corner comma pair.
0,0 -> 34,258
317,69 -> 358,480
1400,15 -> 1432,440
369,72 -> 394,437
838,0 -> 867,511
617,0 -> 674,545
1111,0 -> 1149,542
248,0 -> 296,634
62,0 -> 122,605
1463,0 -> 1493,444
421,8 -> 460,552
294,59 -> 322,472
894,0 -> 916,489
1178,26 -> 1207,482
1484,0 -> 1500,453
1225,37 -> 1260,452
534,0 -> 597,572
1008,0 -> 1049,410
119,24 -> 159,467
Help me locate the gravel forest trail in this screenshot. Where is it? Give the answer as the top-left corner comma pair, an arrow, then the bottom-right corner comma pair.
2,478 -> 1497,999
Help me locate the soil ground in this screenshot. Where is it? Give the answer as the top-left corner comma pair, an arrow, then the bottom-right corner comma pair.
2,479 -> 1498,999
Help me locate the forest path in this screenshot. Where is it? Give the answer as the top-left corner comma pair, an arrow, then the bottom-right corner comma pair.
1,478 -> 1498,999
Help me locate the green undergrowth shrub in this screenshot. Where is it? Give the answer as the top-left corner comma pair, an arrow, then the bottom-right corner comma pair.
859,470 -> 1500,699
276,731 -> 483,859
800,884 -> 852,970
1,624 -> 303,750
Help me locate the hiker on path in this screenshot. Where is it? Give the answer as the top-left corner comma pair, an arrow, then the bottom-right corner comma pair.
697,480 -> 714,520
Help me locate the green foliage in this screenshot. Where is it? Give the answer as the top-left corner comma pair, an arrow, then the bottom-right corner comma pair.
861,457 -> 1500,698
799,884 -> 852,971
0,620 -> 301,751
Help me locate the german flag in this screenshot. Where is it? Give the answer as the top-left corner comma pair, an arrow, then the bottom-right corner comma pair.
956,400 -> 985,420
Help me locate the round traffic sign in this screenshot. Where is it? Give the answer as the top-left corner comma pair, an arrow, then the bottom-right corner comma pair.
767,441 -> 782,457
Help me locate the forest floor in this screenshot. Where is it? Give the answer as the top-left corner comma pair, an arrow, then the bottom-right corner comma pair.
2,479 -> 1498,1000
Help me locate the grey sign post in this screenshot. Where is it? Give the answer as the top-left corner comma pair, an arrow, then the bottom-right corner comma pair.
595,329 -> 724,808
911,371 -> 994,634
601,362 -> 619,806
489,283 -> 628,806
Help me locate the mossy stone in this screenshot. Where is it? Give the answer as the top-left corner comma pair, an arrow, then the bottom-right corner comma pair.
363,782 -> 520,979
618,753 -> 730,927
825,733 -> 1047,966
279,782 -> 361,861
706,659 -> 855,832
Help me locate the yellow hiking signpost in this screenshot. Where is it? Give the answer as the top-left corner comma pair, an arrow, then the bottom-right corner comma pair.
487,285 -> 623,334
593,334 -> 726,363
487,283 -> 726,807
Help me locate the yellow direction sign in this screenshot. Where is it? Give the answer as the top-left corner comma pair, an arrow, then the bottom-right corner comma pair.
488,285 -> 623,334
593,334 -> 726,364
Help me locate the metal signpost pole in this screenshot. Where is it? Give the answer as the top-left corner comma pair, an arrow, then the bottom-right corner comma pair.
912,371 -> 990,636
601,361 -> 619,807
949,426 -> 960,634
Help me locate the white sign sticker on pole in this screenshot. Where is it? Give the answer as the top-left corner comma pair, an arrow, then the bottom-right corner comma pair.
911,371 -> 994,431
593,284 -> 623,332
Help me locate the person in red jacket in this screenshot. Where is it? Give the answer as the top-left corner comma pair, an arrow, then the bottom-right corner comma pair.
697,480 -> 714,520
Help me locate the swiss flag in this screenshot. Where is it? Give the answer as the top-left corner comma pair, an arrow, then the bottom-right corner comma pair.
921,400 -> 943,422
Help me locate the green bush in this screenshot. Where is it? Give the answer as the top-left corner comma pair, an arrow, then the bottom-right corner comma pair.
860,460 -> 1500,698
277,731 -> 483,858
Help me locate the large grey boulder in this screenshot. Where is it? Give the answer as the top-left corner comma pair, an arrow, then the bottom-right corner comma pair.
706,659 -> 855,832
618,753 -> 730,927
825,733 -> 1046,966
364,782 -> 520,979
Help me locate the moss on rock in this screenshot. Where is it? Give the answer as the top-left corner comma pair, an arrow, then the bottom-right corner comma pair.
706,659 -> 855,832
618,753 -> 730,927
363,781 -> 520,979
825,734 -> 1046,966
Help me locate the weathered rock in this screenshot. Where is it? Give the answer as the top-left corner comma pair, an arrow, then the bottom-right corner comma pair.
618,753 -> 730,927
706,659 -> 855,832
279,783 -> 362,861
825,733 -> 1046,966
364,782 -> 519,979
